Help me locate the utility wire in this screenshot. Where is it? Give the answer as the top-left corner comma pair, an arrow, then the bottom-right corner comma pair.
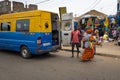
83,0 -> 98,11
100,3 -> 114,9
90,0 -> 102,10
77,0 -> 98,15
77,0 -> 102,16
34,0 -> 50,4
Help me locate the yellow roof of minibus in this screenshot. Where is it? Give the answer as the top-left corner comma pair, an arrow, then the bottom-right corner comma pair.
0,10 -> 52,19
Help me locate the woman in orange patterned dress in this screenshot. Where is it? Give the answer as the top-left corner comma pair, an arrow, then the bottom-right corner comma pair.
80,28 -> 95,61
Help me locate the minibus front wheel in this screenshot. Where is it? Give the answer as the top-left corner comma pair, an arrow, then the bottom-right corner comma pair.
20,46 -> 32,59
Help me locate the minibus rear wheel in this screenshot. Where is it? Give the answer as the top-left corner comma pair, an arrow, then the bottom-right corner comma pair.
21,46 -> 32,59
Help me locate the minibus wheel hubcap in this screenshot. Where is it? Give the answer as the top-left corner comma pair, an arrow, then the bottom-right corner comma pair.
22,49 -> 27,57
21,46 -> 31,58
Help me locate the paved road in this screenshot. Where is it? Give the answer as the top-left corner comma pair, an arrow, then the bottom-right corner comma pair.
0,50 -> 120,80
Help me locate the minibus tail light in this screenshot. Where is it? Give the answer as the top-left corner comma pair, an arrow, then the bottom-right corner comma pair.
37,37 -> 41,45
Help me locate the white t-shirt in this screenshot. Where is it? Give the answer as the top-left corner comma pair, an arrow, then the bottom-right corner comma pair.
111,18 -> 115,24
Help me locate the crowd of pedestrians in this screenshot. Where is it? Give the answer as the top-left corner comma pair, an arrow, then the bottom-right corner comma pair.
71,16 -> 120,61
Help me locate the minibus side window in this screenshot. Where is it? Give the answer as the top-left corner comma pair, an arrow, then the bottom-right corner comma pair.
1,22 -> 11,31
16,19 -> 30,32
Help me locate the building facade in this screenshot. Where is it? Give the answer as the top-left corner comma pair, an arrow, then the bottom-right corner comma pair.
0,0 -> 38,15
0,0 -> 11,14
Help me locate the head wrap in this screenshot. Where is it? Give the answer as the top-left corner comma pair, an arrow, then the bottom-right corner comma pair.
86,28 -> 93,34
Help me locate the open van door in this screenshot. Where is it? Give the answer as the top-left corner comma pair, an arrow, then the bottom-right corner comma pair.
51,13 -> 61,51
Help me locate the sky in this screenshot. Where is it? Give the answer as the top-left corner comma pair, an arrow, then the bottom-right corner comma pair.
0,0 -> 118,17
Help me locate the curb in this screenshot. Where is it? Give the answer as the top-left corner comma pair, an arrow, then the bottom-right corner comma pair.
61,49 -> 120,59
96,53 -> 120,58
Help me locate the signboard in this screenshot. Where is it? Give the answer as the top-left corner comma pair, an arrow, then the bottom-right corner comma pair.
61,13 -> 73,20
59,7 -> 67,19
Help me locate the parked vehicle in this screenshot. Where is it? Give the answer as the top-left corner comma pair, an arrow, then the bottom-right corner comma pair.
0,10 -> 61,58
